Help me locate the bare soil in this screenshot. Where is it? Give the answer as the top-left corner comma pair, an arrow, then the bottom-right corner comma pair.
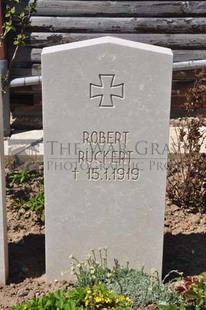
0,163 -> 206,309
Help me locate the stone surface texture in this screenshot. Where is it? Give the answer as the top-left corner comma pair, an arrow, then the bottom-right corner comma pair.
42,37 -> 173,281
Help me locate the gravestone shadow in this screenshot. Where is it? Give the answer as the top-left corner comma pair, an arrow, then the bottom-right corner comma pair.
7,232 -> 206,283
163,233 -> 206,278
8,234 -> 45,284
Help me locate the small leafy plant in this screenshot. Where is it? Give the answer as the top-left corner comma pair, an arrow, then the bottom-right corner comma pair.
9,290 -> 79,310
69,283 -> 132,309
69,247 -> 112,287
24,190 -> 45,221
69,248 -> 181,309
8,168 -> 29,185
9,285 -> 132,310
167,69 -> 206,212
0,0 -> 37,88
7,167 -> 45,222
13,190 -> 45,222
177,272 -> 206,309
9,247 -> 206,309
159,272 -> 206,309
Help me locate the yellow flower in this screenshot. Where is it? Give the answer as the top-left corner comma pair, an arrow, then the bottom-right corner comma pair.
95,296 -> 102,303
86,289 -> 92,294
105,297 -> 111,304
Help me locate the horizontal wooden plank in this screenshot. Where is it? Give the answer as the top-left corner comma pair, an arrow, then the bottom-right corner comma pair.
173,69 -> 201,81
10,65 -> 41,78
29,17 -> 206,34
11,64 -> 201,85
25,32 -> 206,49
9,47 -> 206,65
9,76 -> 194,98
173,50 -> 206,63
10,81 -> 195,95
26,1 -> 206,17
8,48 -> 42,64
172,80 -> 194,90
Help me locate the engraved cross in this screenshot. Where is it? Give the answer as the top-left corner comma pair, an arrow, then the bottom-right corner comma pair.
90,74 -> 124,107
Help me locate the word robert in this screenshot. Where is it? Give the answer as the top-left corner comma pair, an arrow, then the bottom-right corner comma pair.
83,131 -> 129,145
80,131 -> 131,164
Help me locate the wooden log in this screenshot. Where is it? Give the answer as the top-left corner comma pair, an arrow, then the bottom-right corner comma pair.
8,47 -> 42,63
26,32 -> 206,49
172,80 -> 194,90
28,17 -> 206,34
10,66 -> 41,78
9,72 -> 192,93
10,86 -> 34,95
9,79 -> 194,102
173,50 -> 206,63
8,47 -> 206,65
10,66 -> 203,85
173,68 -> 204,81
23,1 -> 206,17
9,49 -> 206,85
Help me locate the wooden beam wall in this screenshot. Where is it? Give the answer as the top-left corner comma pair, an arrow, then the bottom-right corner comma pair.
6,0 -> 206,120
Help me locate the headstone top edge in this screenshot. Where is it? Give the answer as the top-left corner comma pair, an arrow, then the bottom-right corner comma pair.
42,36 -> 173,57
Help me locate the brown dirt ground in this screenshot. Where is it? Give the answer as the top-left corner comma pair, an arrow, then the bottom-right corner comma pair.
0,163 -> 206,309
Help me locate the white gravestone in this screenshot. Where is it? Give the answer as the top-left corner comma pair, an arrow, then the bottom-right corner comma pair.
42,37 -> 173,281
0,85 -> 8,285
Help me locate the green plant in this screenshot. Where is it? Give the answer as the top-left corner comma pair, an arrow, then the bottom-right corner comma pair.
25,190 -> 44,210
177,273 -> 206,309
188,272 -> 206,308
11,189 -> 45,222
8,168 -> 29,185
9,285 -> 132,310
107,267 -> 181,309
9,289 -> 83,310
69,249 -> 181,309
7,167 -> 45,222
69,247 -> 112,287
69,283 -> 132,309
167,69 -> 206,212
0,0 -> 37,88
159,272 -> 206,310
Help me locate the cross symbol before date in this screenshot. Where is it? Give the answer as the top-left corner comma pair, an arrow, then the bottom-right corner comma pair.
90,74 -> 124,107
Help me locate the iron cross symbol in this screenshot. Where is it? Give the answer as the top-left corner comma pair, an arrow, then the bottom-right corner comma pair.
90,74 -> 124,107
